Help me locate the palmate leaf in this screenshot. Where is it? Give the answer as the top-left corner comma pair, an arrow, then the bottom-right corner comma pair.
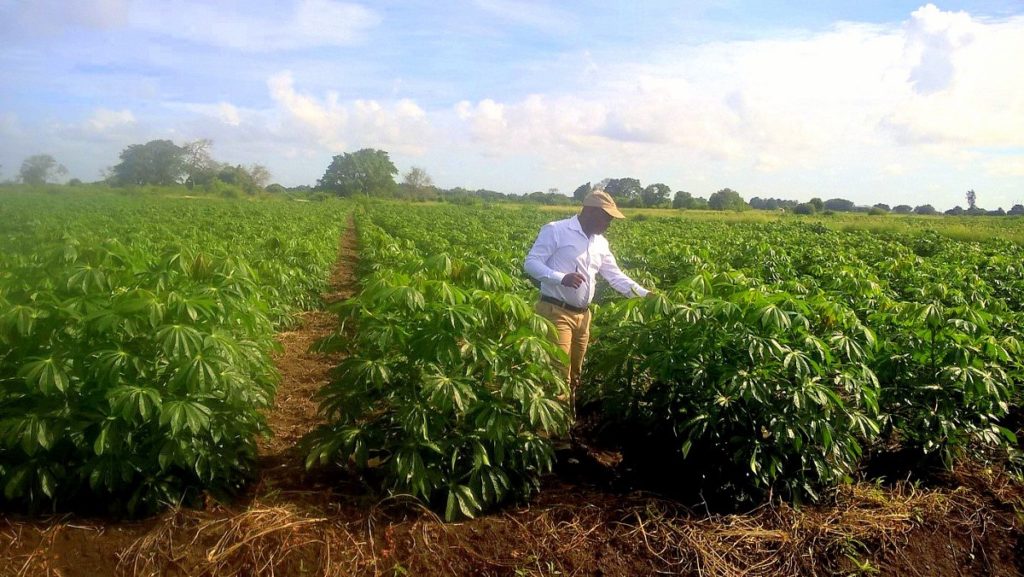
67,264 -> 109,294
172,353 -> 224,393
422,371 -> 477,414
526,396 -> 567,435
155,323 -> 205,358
3,304 -> 45,337
107,385 -> 162,422
337,356 -> 393,389
433,303 -> 480,332
444,484 -> 482,521
424,279 -> 465,305
17,357 -> 71,394
92,349 -> 136,386
472,466 -> 510,504
4,465 -> 32,500
758,304 -> 792,332
168,292 -> 218,322
160,400 -> 213,435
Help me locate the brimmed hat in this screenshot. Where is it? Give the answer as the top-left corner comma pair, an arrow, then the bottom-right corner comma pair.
582,190 -> 625,219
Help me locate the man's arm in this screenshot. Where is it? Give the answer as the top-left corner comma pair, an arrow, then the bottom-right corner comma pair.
524,224 -> 567,286
598,250 -> 649,297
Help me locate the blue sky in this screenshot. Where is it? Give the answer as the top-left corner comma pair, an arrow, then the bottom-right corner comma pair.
1,1 -> 1023,209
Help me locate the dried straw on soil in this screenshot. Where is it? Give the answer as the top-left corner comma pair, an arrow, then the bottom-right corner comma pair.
106,479 -> 999,577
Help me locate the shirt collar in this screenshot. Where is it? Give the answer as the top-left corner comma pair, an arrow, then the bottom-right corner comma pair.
569,215 -> 588,238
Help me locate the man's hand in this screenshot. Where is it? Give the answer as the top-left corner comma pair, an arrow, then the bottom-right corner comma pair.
561,272 -> 586,289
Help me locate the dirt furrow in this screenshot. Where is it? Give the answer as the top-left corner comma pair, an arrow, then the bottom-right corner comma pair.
255,214 -> 358,496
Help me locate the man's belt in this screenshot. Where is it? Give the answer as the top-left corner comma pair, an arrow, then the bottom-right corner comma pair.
540,295 -> 588,314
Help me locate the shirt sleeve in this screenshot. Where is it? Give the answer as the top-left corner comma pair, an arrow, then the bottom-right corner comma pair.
598,249 -> 649,298
524,223 -> 567,285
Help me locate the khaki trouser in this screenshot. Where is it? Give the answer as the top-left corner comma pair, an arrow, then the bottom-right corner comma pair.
535,300 -> 591,391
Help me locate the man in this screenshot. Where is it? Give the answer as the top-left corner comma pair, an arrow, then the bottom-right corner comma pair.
524,190 -> 649,394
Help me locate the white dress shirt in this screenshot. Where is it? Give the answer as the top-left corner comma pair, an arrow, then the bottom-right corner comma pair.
524,215 -> 648,308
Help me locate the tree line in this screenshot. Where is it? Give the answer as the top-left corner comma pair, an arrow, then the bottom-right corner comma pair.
4,145 -> 1022,215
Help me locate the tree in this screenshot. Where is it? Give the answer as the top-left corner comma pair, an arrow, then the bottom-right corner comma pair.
403,166 -> 434,199
823,198 -> 856,212
214,164 -> 260,195
110,140 -> 186,186
945,206 -> 965,215
603,178 -> 643,204
793,203 -> 816,215
641,183 -> 671,207
572,182 -> 592,202
19,154 -> 67,185
318,149 -> 398,197
966,189 -> 977,210
708,188 -> 746,211
672,190 -> 693,209
249,164 -> 271,190
809,198 -> 824,212
892,205 -> 913,214
913,204 -> 937,215
1009,204 -> 1024,216
690,197 -> 710,210
182,139 -> 217,188
873,203 -> 891,212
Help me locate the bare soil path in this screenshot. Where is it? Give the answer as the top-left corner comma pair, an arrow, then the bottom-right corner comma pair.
252,215 -> 358,498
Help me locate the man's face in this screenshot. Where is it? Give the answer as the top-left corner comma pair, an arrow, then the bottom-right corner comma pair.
581,206 -> 614,235
592,209 -> 613,234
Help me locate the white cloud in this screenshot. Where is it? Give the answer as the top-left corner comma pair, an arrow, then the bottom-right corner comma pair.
883,9 -> 1024,149
455,94 -> 618,164
86,108 -> 136,132
904,4 -> 976,95
446,5 -> 1024,187
268,71 -> 431,154
217,102 -> 241,126
985,156 -> 1024,177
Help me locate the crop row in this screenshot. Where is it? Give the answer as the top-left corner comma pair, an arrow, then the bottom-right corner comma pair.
321,203 -> 1022,508
306,209 -> 569,520
0,193 -> 347,513
593,217 -> 1024,499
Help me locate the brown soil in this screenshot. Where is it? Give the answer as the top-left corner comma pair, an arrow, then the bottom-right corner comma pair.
2,217 -> 1023,577
251,218 -> 358,499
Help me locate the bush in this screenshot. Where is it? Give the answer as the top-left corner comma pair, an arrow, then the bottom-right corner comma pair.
583,276 -> 880,503
0,244 -> 276,515
870,298 -> 1022,467
307,226 -> 569,520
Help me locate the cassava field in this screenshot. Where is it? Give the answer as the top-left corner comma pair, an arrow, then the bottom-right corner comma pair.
1,188 -> 1022,577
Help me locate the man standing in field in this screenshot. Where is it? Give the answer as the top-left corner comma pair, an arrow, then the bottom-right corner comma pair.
524,190 -> 650,396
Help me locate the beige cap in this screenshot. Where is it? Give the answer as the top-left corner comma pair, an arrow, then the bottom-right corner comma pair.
582,190 -> 625,219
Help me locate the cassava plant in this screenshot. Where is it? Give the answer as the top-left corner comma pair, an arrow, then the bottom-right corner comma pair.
0,192 -> 346,514
583,272 -> 881,503
306,221 -> 569,521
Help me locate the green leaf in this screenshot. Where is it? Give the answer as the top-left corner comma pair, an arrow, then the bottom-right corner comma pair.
17,357 -> 71,394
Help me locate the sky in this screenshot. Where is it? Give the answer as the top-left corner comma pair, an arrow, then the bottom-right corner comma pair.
1,1 -> 1023,210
